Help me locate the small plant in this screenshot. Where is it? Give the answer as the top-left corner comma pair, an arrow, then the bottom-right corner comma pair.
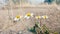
28,23 -> 50,34
28,25 -> 37,34
28,22 -> 41,34
28,15 -> 49,34
41,24 -> 50,34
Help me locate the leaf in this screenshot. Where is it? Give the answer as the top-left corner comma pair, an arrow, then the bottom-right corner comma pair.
28,26 -> 37,34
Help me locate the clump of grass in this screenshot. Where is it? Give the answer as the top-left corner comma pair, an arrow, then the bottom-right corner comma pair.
28,22 -> 50,34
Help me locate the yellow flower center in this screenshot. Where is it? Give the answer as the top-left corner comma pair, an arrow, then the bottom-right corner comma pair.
43,16 -> 48,19
26,13 -> 31,16
36,16 -> 41,19
16,15 -> 20,19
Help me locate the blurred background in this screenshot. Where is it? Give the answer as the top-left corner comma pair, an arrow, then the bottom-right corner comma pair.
0,0 -> 60,8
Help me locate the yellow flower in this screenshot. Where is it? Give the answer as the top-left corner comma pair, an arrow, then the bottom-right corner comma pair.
42,15 -> 48,19
16,15 -> 20,19
24,13 -> 33,19
14,15 -> 22,21
26,13 -> 31,17
35,16 -> 41,19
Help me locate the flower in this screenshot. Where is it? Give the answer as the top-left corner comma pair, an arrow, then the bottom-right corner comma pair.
14,15 -> 22,21
24,13 -> 34,19
42,15 -> 48,19
35,16 -> 41,19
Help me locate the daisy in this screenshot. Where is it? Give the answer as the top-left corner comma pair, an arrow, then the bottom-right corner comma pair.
35,16 -> 41,19
24,13 -> 34,19
42,15 -> 48,19
14,15 -> 22,22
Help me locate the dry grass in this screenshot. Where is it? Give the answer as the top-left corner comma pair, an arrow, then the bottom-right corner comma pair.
0,4 -> 60,34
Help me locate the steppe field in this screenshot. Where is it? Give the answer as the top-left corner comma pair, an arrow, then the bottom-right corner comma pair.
0,4 -> 60,34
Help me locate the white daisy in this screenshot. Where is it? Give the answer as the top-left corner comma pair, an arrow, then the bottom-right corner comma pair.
42,15 -> 48,19
35,16 -> 41,19
14,15 -> 22,22
24,13 -> 34,19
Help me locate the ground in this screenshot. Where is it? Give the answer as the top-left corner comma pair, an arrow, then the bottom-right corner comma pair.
0,4 -> 60,34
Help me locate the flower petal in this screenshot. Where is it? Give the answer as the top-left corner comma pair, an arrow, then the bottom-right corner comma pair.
31,13 -> 34,17
26,17 -> 30,19
24,15 -> 28,18
14,18 -> 20,21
